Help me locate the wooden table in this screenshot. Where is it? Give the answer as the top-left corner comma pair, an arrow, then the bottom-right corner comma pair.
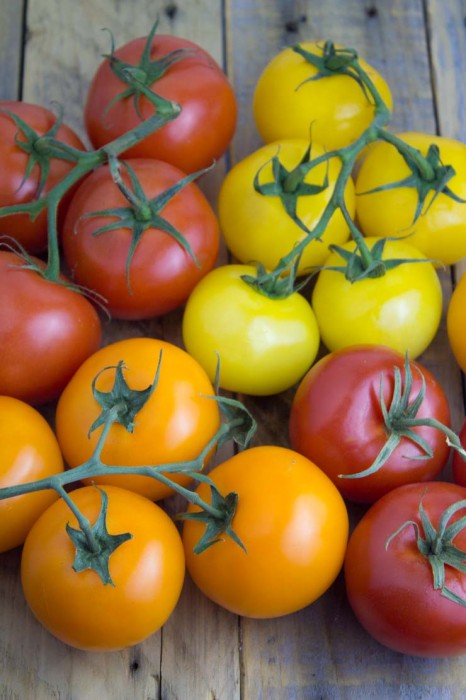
1,1 -> 466,698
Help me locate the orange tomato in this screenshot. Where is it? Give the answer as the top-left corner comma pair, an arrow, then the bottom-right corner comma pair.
447,271 -> 466,372
183,445 -> 349,618
0,396 -> 64,553
21,485 -> 185,651
55,337 -> 220,501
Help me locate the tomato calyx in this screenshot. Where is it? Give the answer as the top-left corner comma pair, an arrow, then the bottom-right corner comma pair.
88,356 -> 161,437
322,237 -> 434,283
253,142 -> 329,234
178,484 -> 245,555
78,156 -> 208,293
386,496 -> 466,606
241,257 -> 310,299
293,41 -> 368,95
359,135 -> 466,224
65,487 -> 132,586
102,19 -> 195,120
341,355 -> 457,480
0,104 -> 85,199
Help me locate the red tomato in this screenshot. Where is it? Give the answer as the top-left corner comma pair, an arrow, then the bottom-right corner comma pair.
452,418 -> 466,487
289,345 -> 451,503
62,158 -> 219,319
0,251 -> 102,405
345,482 -> 466,657
0,101 -> 85,253
21,485 -> 185,651
84,33 -> 237,173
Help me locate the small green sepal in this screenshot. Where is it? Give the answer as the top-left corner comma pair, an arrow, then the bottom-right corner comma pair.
89,352 -> 162,436
386,496 -> 466,606
66,488 -> 133,586
358,142 -> 466,224
179,484 -> 246,555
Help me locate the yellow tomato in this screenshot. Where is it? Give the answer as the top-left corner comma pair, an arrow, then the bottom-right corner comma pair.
0,396 -> 64,553
355,133 -> 466,265
311,238 -> 442,358
218,139 -> 355,272
253,42 -> 392,150
182,264 -> 320,396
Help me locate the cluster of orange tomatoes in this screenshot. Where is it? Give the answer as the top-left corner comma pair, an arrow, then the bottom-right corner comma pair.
1,24 -> 466,658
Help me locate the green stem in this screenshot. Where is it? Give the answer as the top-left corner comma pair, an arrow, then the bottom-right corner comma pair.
375,128 -> 436,181
55,484 -> 100,554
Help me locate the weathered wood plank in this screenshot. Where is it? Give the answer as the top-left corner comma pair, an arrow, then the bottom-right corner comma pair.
0,1 -> 24,99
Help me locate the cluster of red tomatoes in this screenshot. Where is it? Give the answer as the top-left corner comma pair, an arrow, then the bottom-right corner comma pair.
1,25 -> 466,659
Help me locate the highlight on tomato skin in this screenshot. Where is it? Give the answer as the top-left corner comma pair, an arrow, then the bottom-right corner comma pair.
20,484 -> 186,652
182,445 -> 349,619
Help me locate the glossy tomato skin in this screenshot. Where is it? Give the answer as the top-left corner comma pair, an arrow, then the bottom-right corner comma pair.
62,158 -> 219,320
452,418 -> 466,487
355,134 -> 466,266
0,396 -> 64,553
21,484 -> 185,651
289,345 -> 451,503
55,337 -> 220,501
0,251 -> 102,405
84,34 -> 236,173
182,264 -> 320,396
311,238 -> 442,358
0,101 -> 85,253
183,446 -> 349,618
447,271 -> 466,373
218,139 -> 355,272
345,482 -> 466,657
253,43 -> 392,150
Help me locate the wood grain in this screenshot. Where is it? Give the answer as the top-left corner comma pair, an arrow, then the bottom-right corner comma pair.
0,0 -> 465,698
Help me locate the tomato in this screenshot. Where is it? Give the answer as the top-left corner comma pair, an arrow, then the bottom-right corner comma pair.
345,481 -> 466,657
0,396 -> 64,553
21,484 -> 185,651
84,32 -> 236,173
182,445 -> 348,618
452,418 -> 466,487
447,270 -> 466,373
0,100 -> 85,254
253,42 -> 392,150
311,238 -> 442,358
289,345 -> 451,503
218,139 -> 355,272
55,337 -> 220,501
0,251 -> 102,405
182,264 -> 320,396
63,158 -> 219,320
355,133 -> 466,265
